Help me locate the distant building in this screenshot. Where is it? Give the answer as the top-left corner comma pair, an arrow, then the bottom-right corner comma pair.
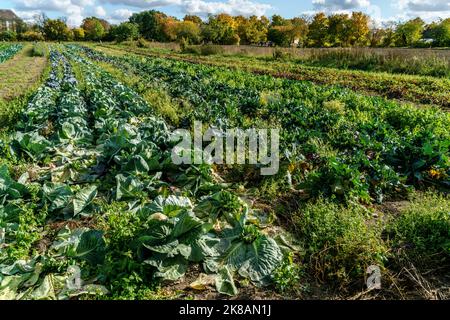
421,38 -> 434,44
0,9 -> 22,33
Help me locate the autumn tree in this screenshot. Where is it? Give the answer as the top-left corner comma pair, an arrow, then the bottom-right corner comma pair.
271,15 -> 288,27
307,13 -> 329,47
290,17 -> 309,47
111,22 -> 140,42
349,12 -> 370,46
98,18 -> 111,32
129,10 -> 169,41
202,14 -> 239,45
161,17 -> 180,41
327,14 -> 351,46
268,26 -> 293,46
395,18 -> 425,46
236,15 -> 268,44
174,21 -> 201,44
183,15 -> 203,25
380,22 -> 397,47
268,15 -> 290,46
72,28 -> 85,41
429,18 -> 450,46
368,28 -> 386,47
43,19 -> 71,41
81,17 -> 106,41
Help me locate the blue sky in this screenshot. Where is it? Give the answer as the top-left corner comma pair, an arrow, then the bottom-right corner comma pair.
2,0 -> 449,27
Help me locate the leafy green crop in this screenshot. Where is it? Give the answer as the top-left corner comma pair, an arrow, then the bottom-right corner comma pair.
0,46 -> 286,299
0,44 -> 22,64
75,45 -> 450,203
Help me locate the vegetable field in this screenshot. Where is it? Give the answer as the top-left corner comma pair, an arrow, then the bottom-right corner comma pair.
0,44 -> 449,300
0,44 -> 23,64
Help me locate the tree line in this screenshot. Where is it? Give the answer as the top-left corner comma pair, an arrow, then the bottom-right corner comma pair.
1,10 -> 449,48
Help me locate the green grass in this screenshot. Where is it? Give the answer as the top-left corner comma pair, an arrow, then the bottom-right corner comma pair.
31,43 -> 47,57
388,192 -> 450,261
302,48 -> 450,78
0,44 -> 49,126
293,198 -> 389,287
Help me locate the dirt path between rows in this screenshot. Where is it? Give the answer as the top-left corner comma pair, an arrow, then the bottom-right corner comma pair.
0,45 -> 47,101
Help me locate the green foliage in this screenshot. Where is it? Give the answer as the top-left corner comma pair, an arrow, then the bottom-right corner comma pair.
72,28 -> 85,41
307,13 -> 330,47
31,43 -> 46,57
429,18 -> 450,47
388,192 -> 450,258
327,14 -> 351,47
272,49 -> 293,61
199,44 -> 224,56
84,46 -> 450,202
201,14 -> 240,45
173,21 -> 201,45
19,31 -> 45,42
0,44 -> 23,63
141,87 -> 182,125
51,227 -> 106,265
181,45 -> 200,55
305,48 -> 450,77
136,38 -> 150,48
294,199 -> 388,285
0,45 -> 286,299
236,16 -> 268,45
0,30 -> 17,41
43,19 -> 71,41
111,22 -> 140,43
395,18 -> 425,47
272,252 -> 302,293
81,17 -> 109,41
268,26 -> 295,47
129,10 -> 168,42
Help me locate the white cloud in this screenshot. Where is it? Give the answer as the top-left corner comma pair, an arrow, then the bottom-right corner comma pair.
102,0 -> 272,16
95,5 -> 107,17
66,4 -> 85,25
111,8 -> 134,19
395,0 -> 450,22
14,0 -> 87,26
109,8 -> 135,23
400,0 -> 450,12
12,9 -> 42,23
182,0 -> 272,16
14,0 -> 72,11
72,0 -> 96,6
312,0 -> 371,11
10,0 -> 272,27
101,0 -> 182,8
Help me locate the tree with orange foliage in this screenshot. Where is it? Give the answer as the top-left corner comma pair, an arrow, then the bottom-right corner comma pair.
349,12 -> 370,46
81,17 -> 110,41
202,14 -> 239,45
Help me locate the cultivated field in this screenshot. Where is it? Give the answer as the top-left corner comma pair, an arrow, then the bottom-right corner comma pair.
0,42 -> 449,300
